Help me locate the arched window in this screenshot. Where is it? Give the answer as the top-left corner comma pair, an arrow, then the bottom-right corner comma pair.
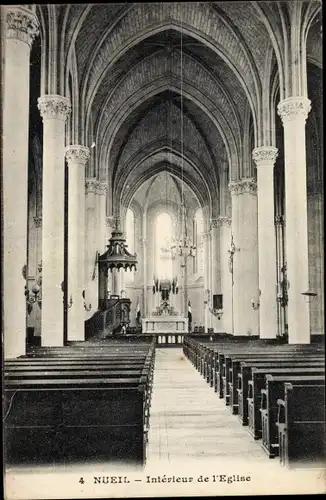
155,212 -> 173,279
124,208 -> 135,284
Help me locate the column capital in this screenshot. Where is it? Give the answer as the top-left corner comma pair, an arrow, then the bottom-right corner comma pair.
277,96 -> 311,124
65,145 -> 90,165
85,178 -> 99,194
252,146 -> 278,166
33,215 -> 42,228
228,178 -> 257,196
5,6 -> 39,46
97,181 -> 108,196
37,95 -> 71,122
215,216 -> 232,227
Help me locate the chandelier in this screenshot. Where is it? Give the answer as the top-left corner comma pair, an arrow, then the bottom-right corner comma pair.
159,205 -> 196,260
171,234 -> 196,259
161,28 -> 196,262
160,241 -> 176,260
170,204 -> 196,259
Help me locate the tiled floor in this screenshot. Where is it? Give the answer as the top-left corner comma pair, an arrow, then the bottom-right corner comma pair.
146,348 -> 281,466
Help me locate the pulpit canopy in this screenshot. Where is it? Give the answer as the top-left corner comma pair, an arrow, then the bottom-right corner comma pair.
98,229 -> 137,272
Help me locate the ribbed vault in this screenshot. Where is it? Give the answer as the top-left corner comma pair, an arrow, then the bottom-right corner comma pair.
34,1 -> 322,220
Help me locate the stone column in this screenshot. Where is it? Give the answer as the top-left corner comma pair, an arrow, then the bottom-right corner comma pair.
210,221 -> 220,295
141,237 -> 148,316
3,7 -> 39,358
216,216 -> 233,333
105,216 -> 114,296
210,220 -> 221,331
229,179 -> 259,336
278,97 -> 311,344
183,255 -> 188,317
98,182 -> 108,252
33,216 -> 43,279
85,179 -> 99,315
275,215 -> 287,337
65,146 -> 90,340
207,230 -> 213,329
38,95 -> 71,346
253,147 -> 279,339
32,216 -> 42,337
202,231 -> 211,331
111,269 -> 120,296
108,216 -> 120,297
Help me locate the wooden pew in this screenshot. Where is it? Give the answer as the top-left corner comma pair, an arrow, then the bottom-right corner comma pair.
220,350 -> 323,400
182,336 -> 325,470
4,341 -> 156,465
260,375 -> 325,458
4,366 -> 154,427
237,358 -> 324,426
4,363 -> 154,389
229,357 -> 324,414
247,366 -> 325,439
277,383 -> 325,468
23,346 -> 153,359
225,353 -> 323,403
5,369 -> 149,380
183,337 -> 324,397
5,361 -> 148,369
23,352 -> 151,359
4,379 -> 148,465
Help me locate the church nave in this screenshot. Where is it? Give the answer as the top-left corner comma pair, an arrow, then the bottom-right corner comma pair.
2,3 -> 324,498
147,348 -> 276,465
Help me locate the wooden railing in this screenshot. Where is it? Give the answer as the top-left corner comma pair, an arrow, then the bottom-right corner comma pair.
85,298 -> 122,340
156,334 -> 185,346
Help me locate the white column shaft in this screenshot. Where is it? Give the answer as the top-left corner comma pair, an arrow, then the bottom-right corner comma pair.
210,225 -> 220,331
66,146 -> 89,341
203,233 -> 210,331
98,184 -> 108,252
85,182 -> 98,317
42,118 -> 65,344
210,226 -> 219,295
142,238 -> 148,316
112,269 -> 120,295
230,180 -> 259,336
217,218 -> 232,333
3,7 -> 38,358
38,95 -> 71,346
278,97 -> 311,344
253,147 -> 278,339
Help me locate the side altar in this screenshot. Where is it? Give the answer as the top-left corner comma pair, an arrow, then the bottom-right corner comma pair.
142,301 -> 188,334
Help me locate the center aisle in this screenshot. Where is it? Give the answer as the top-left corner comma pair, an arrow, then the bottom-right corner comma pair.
147,348 -> 280,467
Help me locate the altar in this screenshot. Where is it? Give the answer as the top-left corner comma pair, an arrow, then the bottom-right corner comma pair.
142,315 -> 188,334
143,279 -> 189,336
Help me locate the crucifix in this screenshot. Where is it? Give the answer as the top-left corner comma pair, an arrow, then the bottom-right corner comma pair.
228,234 -> 240,283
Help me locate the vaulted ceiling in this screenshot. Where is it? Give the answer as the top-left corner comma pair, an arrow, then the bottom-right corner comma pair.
35,2 -> 322,217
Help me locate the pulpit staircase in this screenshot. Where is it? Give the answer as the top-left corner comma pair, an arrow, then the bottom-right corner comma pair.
85,298 -> 130,340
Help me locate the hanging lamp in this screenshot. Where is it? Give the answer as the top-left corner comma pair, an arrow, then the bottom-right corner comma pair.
169,29 -> 196,261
